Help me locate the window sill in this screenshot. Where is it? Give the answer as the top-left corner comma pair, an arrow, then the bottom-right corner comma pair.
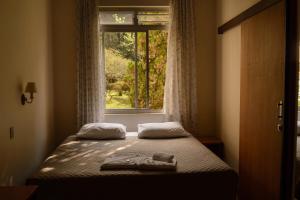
103,112 -> 166,131
105,112 -> 165,116
105,109 -> 163,115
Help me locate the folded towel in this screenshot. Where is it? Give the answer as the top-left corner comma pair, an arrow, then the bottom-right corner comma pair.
152,153 -> 174,163
101,153 -> 177,171
138,157 -> 177,171
101,154 -> 139,170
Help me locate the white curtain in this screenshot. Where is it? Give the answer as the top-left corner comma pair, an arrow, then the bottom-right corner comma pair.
164,0 -> 199,133
76,0 -> 105,128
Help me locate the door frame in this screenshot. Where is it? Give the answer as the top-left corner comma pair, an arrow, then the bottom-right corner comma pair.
281,0 -> 298,199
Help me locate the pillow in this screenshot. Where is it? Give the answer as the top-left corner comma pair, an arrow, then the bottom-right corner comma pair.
138,122 -> 190,139
77,123 -> 126,140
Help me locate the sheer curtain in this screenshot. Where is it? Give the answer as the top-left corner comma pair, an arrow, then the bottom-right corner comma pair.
76,0 -> 105,128
164,0 -> 199,133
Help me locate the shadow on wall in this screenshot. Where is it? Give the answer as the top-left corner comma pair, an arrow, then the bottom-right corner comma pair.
52,0 -> 77,145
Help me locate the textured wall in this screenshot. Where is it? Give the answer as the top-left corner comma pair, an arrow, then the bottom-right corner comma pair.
194,0 -> 217,137
0,0 -> 54,185
52,0 -> 77,144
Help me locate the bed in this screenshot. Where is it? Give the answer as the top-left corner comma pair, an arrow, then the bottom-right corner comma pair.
27,132 -> 238,200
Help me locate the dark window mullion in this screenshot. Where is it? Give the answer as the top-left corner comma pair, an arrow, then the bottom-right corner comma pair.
102,32 -> 106,102
134,11 -> 139,108
133,11 -> 138,25
134,32 -> 138,108
146,30 -> 150,108
134,31 -> 138,108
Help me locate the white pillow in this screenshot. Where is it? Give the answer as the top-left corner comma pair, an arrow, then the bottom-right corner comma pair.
77,123 -> 126,140
138,122 -> 190,139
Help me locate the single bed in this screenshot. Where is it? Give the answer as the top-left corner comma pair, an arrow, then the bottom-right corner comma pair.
27,132 -> 238,200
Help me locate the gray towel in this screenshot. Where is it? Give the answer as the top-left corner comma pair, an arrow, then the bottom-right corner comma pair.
152,153 -> 174,163
101,153 -> 177,171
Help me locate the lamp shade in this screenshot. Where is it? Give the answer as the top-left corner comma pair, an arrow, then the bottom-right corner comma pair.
25,82 -> 37,93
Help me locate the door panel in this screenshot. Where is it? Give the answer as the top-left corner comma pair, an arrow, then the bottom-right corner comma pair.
239,2 -> 285,200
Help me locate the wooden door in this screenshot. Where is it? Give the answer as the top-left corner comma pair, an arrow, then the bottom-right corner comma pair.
239,2 -> 285,200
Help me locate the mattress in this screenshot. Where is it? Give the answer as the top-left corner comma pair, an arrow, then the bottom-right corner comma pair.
27,133 -> 238,200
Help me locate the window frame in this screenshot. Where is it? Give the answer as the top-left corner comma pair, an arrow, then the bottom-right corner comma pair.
100,7 -> 168,114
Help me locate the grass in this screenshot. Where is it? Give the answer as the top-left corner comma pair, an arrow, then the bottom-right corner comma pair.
106,90 -> 133,109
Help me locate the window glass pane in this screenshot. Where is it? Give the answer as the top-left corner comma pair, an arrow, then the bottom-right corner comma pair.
102,10 -> 169,111
148,30 -> 168,109
104,32 -> 136,109
137,12 -> 169,25
137,32 -> 147,108
100,11 -> 134,25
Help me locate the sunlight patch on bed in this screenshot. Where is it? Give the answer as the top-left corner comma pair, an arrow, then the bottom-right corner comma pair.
41,167 -> 55,173
45,154 -> 57,161
79,163 -> 87,166
83,153 -> 92,158
105,151 -> 117,156
61,141 -> 80,147
81,142 -> 98,147
104,141 -> 140,156
116,147 -> 126,151
59,149 -> 95,162
60,158 -> 71,162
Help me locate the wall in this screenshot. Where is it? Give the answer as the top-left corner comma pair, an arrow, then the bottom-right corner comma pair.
52,0 -> 77,144
0,0 -> 54,185
194,0 -> 217,137
216,0 -> 260,170
52,0 -> 217,139
104,114 -> 165,132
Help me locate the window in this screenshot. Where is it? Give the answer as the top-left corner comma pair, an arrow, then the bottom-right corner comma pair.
100,9 -> 169,113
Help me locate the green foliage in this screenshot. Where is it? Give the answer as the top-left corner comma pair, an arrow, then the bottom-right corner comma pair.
104,32 -> 135,60
104,30 -> 167,109
148,30 -> 167,109
106,91 -> 131,109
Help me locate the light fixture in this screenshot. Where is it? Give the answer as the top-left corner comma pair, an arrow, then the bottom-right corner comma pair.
21,82 -> 37,105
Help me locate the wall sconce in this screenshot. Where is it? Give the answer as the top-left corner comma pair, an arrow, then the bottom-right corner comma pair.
21,82 -> 37,105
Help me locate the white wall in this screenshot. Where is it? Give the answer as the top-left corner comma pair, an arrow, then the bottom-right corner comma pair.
0,0 -> 54,185
104,114 -> 165,131
194,0 -> 217,137
52,0 -> 77,145
216,0 -> 260,170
